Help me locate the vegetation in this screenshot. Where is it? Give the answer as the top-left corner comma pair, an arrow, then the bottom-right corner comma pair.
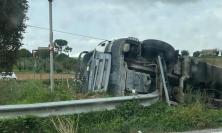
197,56 -> 222,67
0,80 -> 222,132
18,48 -> 32,58
181,50 -> 189,56
16,38 -> 76,73
64,46 -> 73,57
0,80 -> 74,105
16,48 -> 78,73
54,39 -> 73,56
0,80 -> 108,105
0,101 -> 222,133
0,0 -> 28,72
193,51 -> 201,57
54,39 -> 68,54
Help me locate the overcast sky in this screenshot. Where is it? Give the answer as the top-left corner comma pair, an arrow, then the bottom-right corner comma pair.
22,0 -> 222,57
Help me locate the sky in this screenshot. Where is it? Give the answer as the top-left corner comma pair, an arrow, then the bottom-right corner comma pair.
22,0 -> 222,57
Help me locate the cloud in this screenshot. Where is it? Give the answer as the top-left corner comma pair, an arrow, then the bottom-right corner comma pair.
23,0 -> 222,56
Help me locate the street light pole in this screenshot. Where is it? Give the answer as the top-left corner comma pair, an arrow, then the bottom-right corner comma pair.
48,0 -> 54,92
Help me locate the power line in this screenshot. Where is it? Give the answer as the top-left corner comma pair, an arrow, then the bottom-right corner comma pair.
27,25 -> 109,41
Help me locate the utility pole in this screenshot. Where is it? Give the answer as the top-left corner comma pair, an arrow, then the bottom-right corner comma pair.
48,0 -> 54,92
32,50 -> 38,80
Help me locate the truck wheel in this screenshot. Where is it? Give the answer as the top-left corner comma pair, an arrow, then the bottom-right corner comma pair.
141,39 -> 178,65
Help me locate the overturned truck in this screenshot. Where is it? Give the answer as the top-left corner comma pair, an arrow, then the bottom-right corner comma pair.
77,37 -> 222,103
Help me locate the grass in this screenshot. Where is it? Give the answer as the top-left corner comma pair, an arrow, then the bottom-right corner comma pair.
0,80 -> 110,105
0,101 -> 222,133
0,80 -> 74,105
196,56 -> 222,67
0,80 -> 222,132
51,116 -> 79,133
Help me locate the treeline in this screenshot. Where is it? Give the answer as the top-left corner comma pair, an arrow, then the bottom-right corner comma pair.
16,48 -> 79,73
180,50 -> 221,57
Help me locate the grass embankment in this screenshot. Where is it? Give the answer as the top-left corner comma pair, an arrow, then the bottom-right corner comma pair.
0,101 -> 222,133
197,56 -> 222,67
0,80 -> 222,132
0,80 -> 108,105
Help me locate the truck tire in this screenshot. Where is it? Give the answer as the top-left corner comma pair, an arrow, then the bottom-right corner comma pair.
108,39 -> 126,96
141,39 -> 177,65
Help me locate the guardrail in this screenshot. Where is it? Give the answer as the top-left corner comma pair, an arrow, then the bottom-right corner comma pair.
0,92 -> 159,119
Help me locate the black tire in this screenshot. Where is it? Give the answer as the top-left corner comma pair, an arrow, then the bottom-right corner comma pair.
141,39 -> 178,65
108,39 -> 127,96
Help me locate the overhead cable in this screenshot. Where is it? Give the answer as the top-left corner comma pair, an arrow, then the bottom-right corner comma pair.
27,25 -> 109,41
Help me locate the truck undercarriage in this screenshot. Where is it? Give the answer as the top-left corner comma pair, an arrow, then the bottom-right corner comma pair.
77,37 -> 222,104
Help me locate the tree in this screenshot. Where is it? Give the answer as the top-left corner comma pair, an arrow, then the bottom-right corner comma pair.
64,46 -> 72,57
55,53 -> 69,61
18,48 -> 31,70
181,50 -> 189,56
193,51 -> 200,57
63,57 -> 75,71
0,0 -> 28,72
18,48 -> 32,58
54,39 -> 68,54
